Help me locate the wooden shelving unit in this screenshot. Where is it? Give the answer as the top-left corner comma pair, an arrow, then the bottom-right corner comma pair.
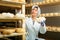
0,0 -> 26,40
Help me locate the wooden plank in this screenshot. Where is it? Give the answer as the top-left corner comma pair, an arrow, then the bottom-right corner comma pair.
25,13 -> 60,17
41,13 -> 60,17
47,26 -> 60,32
0,33 -> 26,38
0,1 -> 25,8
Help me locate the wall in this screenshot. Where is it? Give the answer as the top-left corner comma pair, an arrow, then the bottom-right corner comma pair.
41,5 -> 60,13
39,4 -> 60,40
40,5 -> 60,26
32,0 -> 44,3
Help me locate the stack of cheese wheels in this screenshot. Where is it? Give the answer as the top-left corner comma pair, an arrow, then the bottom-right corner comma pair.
1,29 -> 15,35
2,12 -> 14,18
15,28 -> 25,33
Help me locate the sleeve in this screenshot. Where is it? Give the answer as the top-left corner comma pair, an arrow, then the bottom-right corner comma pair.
39,22 -> 46,34
25,18 -> 29,34
25,19 -> 27,32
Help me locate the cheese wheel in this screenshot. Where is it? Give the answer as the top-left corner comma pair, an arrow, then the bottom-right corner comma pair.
1,29 -> 15,35
15,28 -> 25,33
56,27 -> 60,32
42,14 -> 45,17
54,13 -> 58,16
50,13 -> 53,16
46,13 -> 49,16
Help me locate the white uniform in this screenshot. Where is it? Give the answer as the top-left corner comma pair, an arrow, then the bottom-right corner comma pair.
25,17 -> 46,40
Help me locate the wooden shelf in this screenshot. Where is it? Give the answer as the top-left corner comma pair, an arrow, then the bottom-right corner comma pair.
26,0 -> 60,7
0,0 -> 26,40
40,13 -> 60,17
0,1 -> 25,8
46,26 -> 60,32
25,13 -> 60,17
0,18 -> 23,22
0,33 -> 26,38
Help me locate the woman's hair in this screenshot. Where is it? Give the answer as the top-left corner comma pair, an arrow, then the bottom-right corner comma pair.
32,6 -> 38,10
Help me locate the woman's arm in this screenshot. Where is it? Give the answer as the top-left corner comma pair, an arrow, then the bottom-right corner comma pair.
39,22 -> 46,34
38,17 -> 46,34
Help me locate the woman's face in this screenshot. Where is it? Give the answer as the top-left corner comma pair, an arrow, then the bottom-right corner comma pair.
31,8 -> 38,17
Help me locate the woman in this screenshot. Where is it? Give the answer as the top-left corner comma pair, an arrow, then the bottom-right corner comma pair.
25,5 -> 46,40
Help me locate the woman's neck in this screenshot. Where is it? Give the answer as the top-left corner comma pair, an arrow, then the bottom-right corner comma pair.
32,17 -> 36,21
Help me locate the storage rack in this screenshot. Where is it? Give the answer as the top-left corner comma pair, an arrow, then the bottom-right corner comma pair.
0,0 -> 26,40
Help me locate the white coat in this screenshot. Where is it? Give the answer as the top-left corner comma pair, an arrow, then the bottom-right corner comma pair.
25,17 -> 46,40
